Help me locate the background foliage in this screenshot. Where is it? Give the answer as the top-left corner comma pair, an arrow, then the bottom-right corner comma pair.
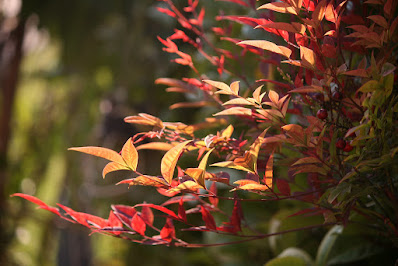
2,0 -> 398,265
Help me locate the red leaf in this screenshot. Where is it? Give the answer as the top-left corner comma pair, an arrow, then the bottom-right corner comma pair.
11,193 -> 60,216
200,206 -> 217,231
209,182 -> 219,208
107,210 -> 123,228
112,205 -> 137,219
131,213 -> 146,235
156,7 -> 176,18
160,218 -> 176,242
141,205 -> 154,226
178,198 -> 187,222
134,203 -> 179,220
230,198 -> 243,232
276,179 -> 291,196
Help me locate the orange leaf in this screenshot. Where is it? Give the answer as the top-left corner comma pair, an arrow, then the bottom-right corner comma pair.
136,142 -> 176,151
124,113 -> 163,128
300,46 -> 316,68
235,183 -> 270,191
263,153 -> 273,188
238,40 -> 292,58
102,162 -> 130,178
312,0 -> 326,23
234,179 -> 258,186
367,15 -> 388,28
268,90 -> 279,104
257,22 -> 305,34
117,175 -> 168,187
121,138 -> 138,170
161,140 -> 191,184
68,146 -> 126,166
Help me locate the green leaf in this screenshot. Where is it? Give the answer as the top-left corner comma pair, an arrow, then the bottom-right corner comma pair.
316,225 -> 344,266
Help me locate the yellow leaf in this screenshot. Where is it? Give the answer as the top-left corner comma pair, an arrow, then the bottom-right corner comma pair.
203,80 -> 232,94
102,162 -> 130,179
161,140 -> 191,184
221,125 -> 234,139
223,98 -> 255,106
230,81 -> 240,95
185,148 -> 214,188
68,146 -> 126,166
258,2 -> 297,15
168,180 -> 202,192
213,107 -> 252,116
238,40 -> 292,58
211,161 -> 254,173
121,138 -> 138,170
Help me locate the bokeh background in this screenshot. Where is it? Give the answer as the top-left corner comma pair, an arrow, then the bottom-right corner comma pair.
1,1 -> 275,265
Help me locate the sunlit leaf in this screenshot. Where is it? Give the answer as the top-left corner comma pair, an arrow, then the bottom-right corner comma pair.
136,142 -> 176,151
258,2 -> 298,15
121,138 -> 138,170
102,162 -> 130,179
160,218 -> 175,242
11,193 -> 60,216
131,213 -> 146,235
161,140 -> 192,184
124,113 -> 164,128
213,107 -> 252,116
300,46 -> 316,68
68,146 -> 126,166
235,183 -> 270,191
238,40 -> 292,58
168,180 -> 203,192
263,152 -> 274,188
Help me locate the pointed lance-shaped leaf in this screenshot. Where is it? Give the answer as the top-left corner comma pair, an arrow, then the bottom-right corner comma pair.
102,162 -> 130,179
68,146 -> 126,166
178,198 -> 187,222
11,193 -> 60,216
161,140 -> 192,184
263,152 -> 274,188
131,213 -> 146,235
238,40 -> 292,58
258,2 -> 298,15
160,218 -> 176,242
200,206 -> 217,231
141,205 -> 154,226
121,138 -> 138,170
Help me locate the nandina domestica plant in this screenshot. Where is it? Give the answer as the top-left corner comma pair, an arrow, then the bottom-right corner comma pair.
13,0 -> 398,263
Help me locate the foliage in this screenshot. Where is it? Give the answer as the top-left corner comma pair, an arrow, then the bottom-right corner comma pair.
13,0 -> 398,263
